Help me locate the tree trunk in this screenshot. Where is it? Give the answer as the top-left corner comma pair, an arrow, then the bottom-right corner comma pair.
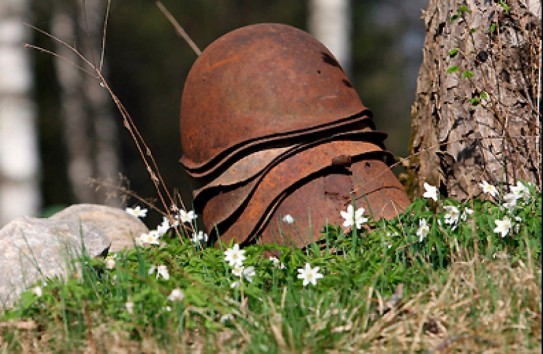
308,0 -> 352,75
0,0 -> 41,225
51,0 -> 121,205
408,0 -> 541,199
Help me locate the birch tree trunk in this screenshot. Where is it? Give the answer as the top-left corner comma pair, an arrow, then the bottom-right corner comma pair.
308,0 -> 352,75
51,0 -> 121,205
408,0 -> 541,199
0,0 -> 41,225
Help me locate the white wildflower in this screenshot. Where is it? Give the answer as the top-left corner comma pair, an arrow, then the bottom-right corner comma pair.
423,182 -> 439,202
231,264 -> 255,283
220,314 -> 234,323
443,205 -> 461,229
242,266 -> 256,283
340,205 -> 368,229
231,265 -> 244,277
105,255 -> 116,270
177,209 -> 197,224
167,288 -> 185,302
494,217 -> 512,238
138,230 -> 160,246
32,286 -> 42,298
156,217 -> 171,236
297,263 -> 324,287
461,207 -> 473,221
125,206 -> 148,218
479,180 -> 499,198
192,230 -> 208,244
502,192 -> 519,210
282,214 -> 295,224
416,219 -> 430,242
514,216 -> 522,233
386,230 -> 399,238
125,301 -> 134,314
224,244 -> 246,267
510,181 -> 530,200
149,265 -> 170,280
502,181 -> 531,210
269,256 -> 286,269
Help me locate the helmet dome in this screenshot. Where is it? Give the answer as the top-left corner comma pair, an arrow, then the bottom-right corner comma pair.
180,23 -> 368,172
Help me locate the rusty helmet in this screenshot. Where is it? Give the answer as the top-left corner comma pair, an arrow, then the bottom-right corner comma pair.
179,23 -> 412,248
180,23 -> 371,175
211,143 -> 410,247
254,157 -> 411,248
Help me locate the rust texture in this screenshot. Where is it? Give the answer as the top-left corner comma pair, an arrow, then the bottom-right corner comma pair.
179,23 -> 412,248
180,23 -> 370,174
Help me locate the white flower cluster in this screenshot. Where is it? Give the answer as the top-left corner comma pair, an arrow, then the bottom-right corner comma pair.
442,205 -> 473,230
224,244 -> 254,288
223,244 -> 324,287
269,256 -> 286,270
418,180 -> 535,241
136,215 -> 172,246
480,180 -> 534,238
502,181 -> 531,210
125,206 -> 207,247
480,180 -> 532,209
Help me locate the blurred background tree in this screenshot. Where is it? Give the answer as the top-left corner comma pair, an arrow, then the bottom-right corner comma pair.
0,0 -> 41,225
50,0 -> 121,206
0,0 -> 427,227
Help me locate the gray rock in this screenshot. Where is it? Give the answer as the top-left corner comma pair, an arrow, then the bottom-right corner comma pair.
0,216 -> 110,310
51,204 -> 149,252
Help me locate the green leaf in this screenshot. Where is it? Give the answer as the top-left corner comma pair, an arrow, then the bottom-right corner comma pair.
458,5 -> 470,14
447,65 -> 459,74
462,70 -> 474,79
469,97 -> 481,106
448,48 -> 460,58
499,0 -> 510,13
451,5 -> 471,22
480,91 -> 489,100
489,22 -> 497,33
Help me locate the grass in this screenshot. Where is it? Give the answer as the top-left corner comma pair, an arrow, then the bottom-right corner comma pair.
0,186 -> 541,353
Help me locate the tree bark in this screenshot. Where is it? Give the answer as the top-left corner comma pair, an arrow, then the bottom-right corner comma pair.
408,0 -> 541,199
0,0 -> 41,225
51,0 -> 121,205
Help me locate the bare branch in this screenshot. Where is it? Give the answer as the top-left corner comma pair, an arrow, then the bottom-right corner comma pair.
100,0 -> 111,72
156,1 -> 202,56
23,43 -> 97,78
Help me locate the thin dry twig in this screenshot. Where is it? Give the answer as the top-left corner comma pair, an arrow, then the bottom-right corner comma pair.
156,1 -> 202,56
99,0 -> 111,72
24,10 -> 189,242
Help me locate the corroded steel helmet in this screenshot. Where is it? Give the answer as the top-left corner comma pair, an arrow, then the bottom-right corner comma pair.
253,157 -> 411,248
209,145 -> 411,247
180,23 -> 371,175
179,23 -> 411,248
